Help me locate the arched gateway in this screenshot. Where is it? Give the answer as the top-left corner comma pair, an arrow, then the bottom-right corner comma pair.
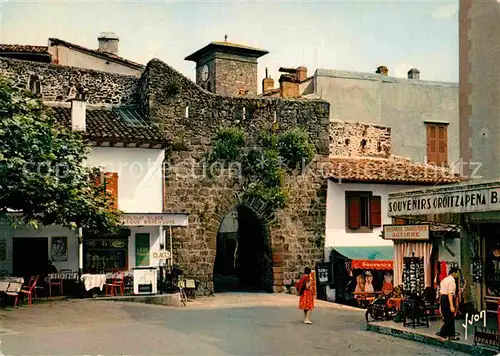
151,58 -> 330,296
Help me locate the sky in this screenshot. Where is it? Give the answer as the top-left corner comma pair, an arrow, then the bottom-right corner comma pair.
0,0 -> 459,85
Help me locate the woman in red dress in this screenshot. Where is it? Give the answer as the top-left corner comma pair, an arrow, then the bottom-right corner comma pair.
297,267 -> 315,324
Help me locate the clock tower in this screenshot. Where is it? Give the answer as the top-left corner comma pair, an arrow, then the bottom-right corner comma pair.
185,40 -> 269,96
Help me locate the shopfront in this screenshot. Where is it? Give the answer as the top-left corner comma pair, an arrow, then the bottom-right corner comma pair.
329,246 -> 394,306
82,213 -> 189,273
382,223 -> 460,300
387,181 -> 500,315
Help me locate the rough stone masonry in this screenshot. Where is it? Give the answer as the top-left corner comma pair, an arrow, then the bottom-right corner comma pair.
140,59 -> 331,295
0,56 -> 331,295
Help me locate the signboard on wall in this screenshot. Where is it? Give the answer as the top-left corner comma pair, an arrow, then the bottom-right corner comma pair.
388,184 -> 500,217
383,224 -> 430,241
150,250 -> 171,264
121,213 -> 188,227
135,233 -> 150,267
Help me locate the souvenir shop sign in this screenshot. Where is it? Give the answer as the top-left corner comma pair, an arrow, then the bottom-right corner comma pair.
388,184 -> 500,217
351,260 -> 393,270
383,224 -> 430,241
121,213 -> 188,226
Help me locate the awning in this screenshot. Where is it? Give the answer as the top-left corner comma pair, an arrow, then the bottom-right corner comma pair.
333,246 -> 393,270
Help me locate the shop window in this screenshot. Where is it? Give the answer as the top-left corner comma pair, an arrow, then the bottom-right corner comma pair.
94,171 -> 119,209
346,192 -> 382,230
426,123 -> 448,166
84,238 -> 128,272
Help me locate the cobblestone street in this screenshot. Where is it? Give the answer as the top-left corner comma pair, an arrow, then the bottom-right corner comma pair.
0,294 -> 467,355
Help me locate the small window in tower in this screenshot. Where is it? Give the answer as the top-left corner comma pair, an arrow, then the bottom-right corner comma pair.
207,82 -> 211,92
28,75 -> 42,96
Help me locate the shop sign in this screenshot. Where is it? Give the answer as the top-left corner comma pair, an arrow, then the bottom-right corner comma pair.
316,263 -> 331,285
351,260 -> 393,270
150,249 -> 171,263
383,224 -> 430,241
388,186 -> 500,217
473,326 -> 500,348
121,213 -> 188,226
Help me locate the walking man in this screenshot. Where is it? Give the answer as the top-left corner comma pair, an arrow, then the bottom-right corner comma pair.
437,266 -> 461,341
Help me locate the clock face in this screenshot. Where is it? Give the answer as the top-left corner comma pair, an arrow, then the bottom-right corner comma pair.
201,65 -> 209,82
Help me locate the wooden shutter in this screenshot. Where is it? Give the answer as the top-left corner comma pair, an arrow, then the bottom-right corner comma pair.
104,172 -> 119,209
426,124 -> 438,165
437,125 -> 448,166
370,195 -> 382,228
347,195 -> 361,229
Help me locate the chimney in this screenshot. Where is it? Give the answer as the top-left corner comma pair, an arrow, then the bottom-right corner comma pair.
376,65 -> 389,76
98,32 -> 119,55
408,68 -> 420,80
296,66 -> 307,81
71,99 -> 86,131
262,68 -> 275,93
279,75 -> 300,98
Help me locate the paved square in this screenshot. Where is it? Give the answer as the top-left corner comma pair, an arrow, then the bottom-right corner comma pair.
0,294 -> 467,355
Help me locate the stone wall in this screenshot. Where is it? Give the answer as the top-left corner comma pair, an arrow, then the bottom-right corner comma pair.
0,57 -> 138,105
329,120 -> 391,158
214,57 -> 258,96
140,59 -> 330,295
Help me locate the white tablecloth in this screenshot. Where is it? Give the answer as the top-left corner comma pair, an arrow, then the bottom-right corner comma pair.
80,274 -> 107,291
0,278 -> 24,293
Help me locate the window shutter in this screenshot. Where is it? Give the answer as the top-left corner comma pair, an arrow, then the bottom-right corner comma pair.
437,125 -> 448,166
370,195 -> 382,228
426,124 -> 438,165
104,172 -> 119,209
347,195 -> 361,229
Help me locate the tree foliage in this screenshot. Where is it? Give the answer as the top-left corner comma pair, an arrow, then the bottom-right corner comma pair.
211,126 -> 315,212
210,127 -> 246,162
0,77 -> 121,232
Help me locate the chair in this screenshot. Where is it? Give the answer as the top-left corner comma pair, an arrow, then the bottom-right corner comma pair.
19,276 -> 39,307
105,272 -> 125,296
5,281 -> 23,308
47,273 -> 63,296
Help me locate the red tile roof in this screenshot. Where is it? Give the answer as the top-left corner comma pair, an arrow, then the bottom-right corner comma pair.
325,157 -> 460,185
0,44 -> 49,54
48,38 -> 144,69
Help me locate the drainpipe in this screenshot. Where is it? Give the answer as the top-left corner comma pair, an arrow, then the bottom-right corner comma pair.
78,227 -> 83,276
169,226 -> 173,268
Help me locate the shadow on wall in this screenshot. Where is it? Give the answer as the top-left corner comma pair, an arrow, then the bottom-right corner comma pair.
214,204 -> 273,293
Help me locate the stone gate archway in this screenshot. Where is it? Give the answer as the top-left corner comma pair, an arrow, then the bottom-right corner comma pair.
206,193 -> 282,294
213,203 -> 273,292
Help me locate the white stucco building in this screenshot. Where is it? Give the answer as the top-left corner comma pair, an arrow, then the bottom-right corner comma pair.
0,32 -> 144,76
0,100 -> 188,279
322,121 -> 460,302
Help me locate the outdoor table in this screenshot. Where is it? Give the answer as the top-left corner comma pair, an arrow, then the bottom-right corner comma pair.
80,274 -> 107,291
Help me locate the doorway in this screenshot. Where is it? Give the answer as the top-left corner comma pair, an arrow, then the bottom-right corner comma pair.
13,237 -> 48,280
213,205 -> 273,293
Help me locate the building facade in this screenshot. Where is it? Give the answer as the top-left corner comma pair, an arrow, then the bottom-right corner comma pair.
0,32 -> 144,76
0,39 -> 330,294
386,0 -> 500,316
324,120 -> 459,303
0,94 -> 173,278
262,66 -> 458,168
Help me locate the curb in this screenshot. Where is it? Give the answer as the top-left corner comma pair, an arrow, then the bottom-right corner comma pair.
366,323 -> 499,356
91,293 -> 183,307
